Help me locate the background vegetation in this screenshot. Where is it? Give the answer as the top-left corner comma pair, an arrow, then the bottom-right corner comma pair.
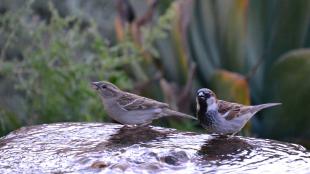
1,0 -> 310,148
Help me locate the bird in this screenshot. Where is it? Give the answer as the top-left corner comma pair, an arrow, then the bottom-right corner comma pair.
91,81 -> 197,126
196,88 -> 281,136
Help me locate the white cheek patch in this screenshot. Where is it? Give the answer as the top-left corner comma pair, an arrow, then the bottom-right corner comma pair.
196,98 -> 200,111
208,103 -> 217,111
207,97 -> 218,111
207,98 -> 215,105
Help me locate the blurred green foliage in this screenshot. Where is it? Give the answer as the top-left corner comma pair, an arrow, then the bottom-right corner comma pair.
266,49 -> 310,142
0,0 -> 182,135
0,1 -> 138,135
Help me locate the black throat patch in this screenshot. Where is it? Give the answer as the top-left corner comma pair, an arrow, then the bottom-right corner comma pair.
197,99 -> 216,128
197,101 -> 212,126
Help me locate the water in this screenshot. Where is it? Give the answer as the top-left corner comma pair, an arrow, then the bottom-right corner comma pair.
0,123 -> 309,173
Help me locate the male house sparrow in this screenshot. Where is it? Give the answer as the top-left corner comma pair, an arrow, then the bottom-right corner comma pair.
91,81 -> 197,125
196,88 -> 281,135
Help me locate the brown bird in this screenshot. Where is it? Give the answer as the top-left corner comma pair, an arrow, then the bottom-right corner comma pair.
91,81 -> 196,125
196,88 -> 281,135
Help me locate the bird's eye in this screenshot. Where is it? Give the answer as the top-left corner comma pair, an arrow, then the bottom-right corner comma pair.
205,93 -> 211,98
101,85 -> 107,89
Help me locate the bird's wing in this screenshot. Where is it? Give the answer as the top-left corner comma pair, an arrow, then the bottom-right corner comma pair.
217,100 -> 252,120
116,92 -> 169,111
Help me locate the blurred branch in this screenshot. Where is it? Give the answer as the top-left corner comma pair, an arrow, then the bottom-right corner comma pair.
171,0 -> 193,80
160,62 -> 196,112
0,1 -> 30,61
116,0 -> 158,44
116,0 -> 135,24
0,29 -> 16,61
178,62 -> 196,109
245,55 -> 265,81
160,78 -> 177,109
135,0 -> 158,27
245,46 -> 272,82
131,0 -> 158,48
131,71 -> 162,94
177,0 -> 193,43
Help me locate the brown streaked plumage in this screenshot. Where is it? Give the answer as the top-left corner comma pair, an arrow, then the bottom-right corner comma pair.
91,81 -> 196,125
196,88 -> 281,135
116,93 -> 169,111
218,100 -> 251,121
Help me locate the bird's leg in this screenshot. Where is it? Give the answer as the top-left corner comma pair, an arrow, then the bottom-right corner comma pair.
122,124 -> 135,129
212,134 -> 229,139
137,122 -> 151,127
228,132 -> 238,138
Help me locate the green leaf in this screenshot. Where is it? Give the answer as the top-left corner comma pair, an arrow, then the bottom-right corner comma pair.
264,49 -> 310,138
264,0 -> 310,71
216,0 -> 248,72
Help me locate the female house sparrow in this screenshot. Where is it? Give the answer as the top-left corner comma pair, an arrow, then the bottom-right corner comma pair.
196,88 -> 281,136
91,81 -> 197,125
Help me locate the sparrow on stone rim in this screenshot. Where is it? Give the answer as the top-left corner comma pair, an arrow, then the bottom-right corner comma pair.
196,88 -> 281,136
91,81 -> 197,125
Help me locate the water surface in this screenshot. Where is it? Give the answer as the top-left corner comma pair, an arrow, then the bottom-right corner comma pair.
0,123 -> 309,173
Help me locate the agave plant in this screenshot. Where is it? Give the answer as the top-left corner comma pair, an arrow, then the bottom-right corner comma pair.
114,0 -> 310,142
155,0 -> 310,143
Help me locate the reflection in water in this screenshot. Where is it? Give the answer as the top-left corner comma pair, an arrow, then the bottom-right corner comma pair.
106,125 -> 169,147
0,123 -> 310,174
74,124 -> 169,156
198,136 -> 253,161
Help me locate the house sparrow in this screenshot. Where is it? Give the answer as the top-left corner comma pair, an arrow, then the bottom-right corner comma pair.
91,81 -> 197,125
196,88 -> 281,136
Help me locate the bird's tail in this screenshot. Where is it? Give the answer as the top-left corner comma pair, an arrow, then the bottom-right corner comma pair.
253,103 -> 282,113
163,109 -> 197,120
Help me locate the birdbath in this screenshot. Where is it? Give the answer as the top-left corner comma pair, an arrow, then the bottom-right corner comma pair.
0,123 -> 309,173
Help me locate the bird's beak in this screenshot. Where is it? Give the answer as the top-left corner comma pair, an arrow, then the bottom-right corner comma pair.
197,92 -> 205,98
197,92 -> 206,102
91,82 -> 100,90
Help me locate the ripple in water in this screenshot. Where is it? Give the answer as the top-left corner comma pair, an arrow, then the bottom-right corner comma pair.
0,123 -> 309,174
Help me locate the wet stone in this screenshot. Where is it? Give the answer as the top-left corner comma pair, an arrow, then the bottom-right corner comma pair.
90,161 -> 109,169
162,150 -> 189,166
0,122 -> 310,174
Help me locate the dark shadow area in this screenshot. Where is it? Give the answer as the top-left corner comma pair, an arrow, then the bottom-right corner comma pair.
104,125 -> 170,148
197,136 -> 253,161
72,125 -> 170,156
161,150 -> 190,166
